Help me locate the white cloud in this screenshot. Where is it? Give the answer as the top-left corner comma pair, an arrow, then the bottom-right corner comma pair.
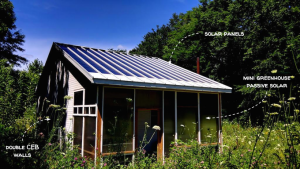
21,54 -> 34,58
117,44 -> 126,49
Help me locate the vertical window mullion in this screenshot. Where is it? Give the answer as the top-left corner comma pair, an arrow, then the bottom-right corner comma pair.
175,91 -> 177,141
82,117 -> 85,156
133,89 -> 136,151
162,91 -> 164,160
95,86 -> 99,162
198,93 -> 201,144
100,87 -> 104,154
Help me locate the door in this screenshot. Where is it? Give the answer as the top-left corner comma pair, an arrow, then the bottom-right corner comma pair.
136,109 -> 162,160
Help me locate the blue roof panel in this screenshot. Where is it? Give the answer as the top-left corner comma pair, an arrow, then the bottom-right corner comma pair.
58,45 -> 97,73
55,42 -> 232,92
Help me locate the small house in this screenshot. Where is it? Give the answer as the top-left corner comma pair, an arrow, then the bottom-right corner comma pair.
36,42 -> 232,160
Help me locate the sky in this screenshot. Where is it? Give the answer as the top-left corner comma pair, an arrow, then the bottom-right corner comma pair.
11,0 -> 200,69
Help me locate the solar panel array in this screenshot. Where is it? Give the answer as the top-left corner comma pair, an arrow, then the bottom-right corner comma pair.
56,43 -> 231,90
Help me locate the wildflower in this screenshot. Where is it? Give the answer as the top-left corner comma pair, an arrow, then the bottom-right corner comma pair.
64,96 -> 72,100
270,112 -> 278,115
262,101 -> 267,104
271,104 -> 281,108
83,161 -> 86,163
126,98 -> 132,102
48,143 -> 52,146
291,76 -> 295,79
81,164 -> 84,167
51,104 -> 60,108
288,97 -> 296,101
146,125 -> 150,128
271,70 -> 277,73
241,154 -> 243,157
201,161 -> 204,164
206,117 -> 211,120
248,149 -> 251,152
145,122 -> 148,125
152,125 -> 161,130
74,157 -> 77,160
180,124 -> 185,127
248,141 -> 251,145
295,109 -> 299,113
104,163 -> 107,166
260,140 -> 263,142
279,100 -> 284,104
45,116 -> 51,121
267,94 -> 271,97
39,132 -> 44,137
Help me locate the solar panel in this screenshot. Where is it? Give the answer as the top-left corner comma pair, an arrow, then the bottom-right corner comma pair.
55,42 -> 232,91
99,51 -> 153,78
58,45 -> 97,73
75,48 -> 121,75
102,51 -> 163,79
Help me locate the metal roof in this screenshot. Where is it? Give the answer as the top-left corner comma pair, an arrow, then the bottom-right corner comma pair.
54,42 -> 232,93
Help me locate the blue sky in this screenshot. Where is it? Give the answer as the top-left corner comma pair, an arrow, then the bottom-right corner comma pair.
11,0 -> 200,68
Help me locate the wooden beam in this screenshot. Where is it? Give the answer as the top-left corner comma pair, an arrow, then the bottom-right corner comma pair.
218,93 -> 223,153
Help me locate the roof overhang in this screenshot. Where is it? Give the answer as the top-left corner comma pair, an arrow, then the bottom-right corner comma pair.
52,42 -> 232,94
93,78 -> 232,93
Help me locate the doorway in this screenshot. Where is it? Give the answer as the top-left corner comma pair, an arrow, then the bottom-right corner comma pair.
136,109 -> 162,159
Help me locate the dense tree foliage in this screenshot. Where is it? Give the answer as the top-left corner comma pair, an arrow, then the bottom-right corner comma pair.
0,0 -> 26,66
0,59 -> 43,168
130,0 -> 300,123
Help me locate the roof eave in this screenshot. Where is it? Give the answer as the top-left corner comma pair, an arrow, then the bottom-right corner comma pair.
53,42 -> 94,83
93,78 -> 232,93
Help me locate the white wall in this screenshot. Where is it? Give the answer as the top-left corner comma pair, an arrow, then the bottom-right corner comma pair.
65,71 -> 83,134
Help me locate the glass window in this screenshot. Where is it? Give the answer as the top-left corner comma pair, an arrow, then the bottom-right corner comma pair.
103,88 -> 134,153
78,107 -> 83,114
74,107 -> 77,114
164,91 -> 175,156
84,117 -> 96,158
74,116 -> 83,153
90,107 -> 96,114
74,91 -> 83,105
177,92 -> 198,143
200,94 -> 218,143
136,90 -> 162,109
84,107 -> 89,114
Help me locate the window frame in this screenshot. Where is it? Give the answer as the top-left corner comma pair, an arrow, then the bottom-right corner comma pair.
73,89 -> 97,158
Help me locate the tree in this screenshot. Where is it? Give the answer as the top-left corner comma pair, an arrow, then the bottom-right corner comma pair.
132,0 -> 300,124
107,48 -> 127,54
129,13 -> 183,58
0,0 -> 26,66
